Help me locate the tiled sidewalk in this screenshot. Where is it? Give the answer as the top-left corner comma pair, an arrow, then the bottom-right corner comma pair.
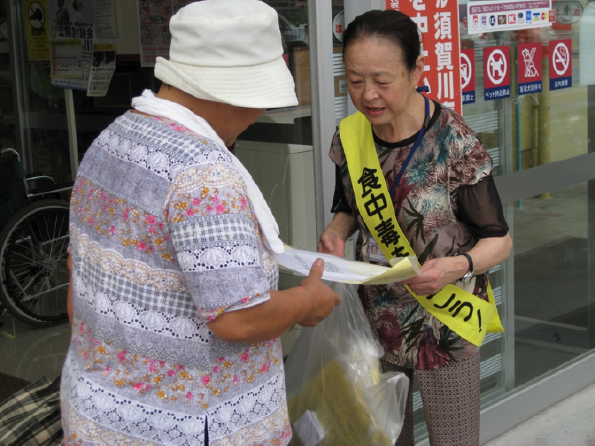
484,383 -> 595,446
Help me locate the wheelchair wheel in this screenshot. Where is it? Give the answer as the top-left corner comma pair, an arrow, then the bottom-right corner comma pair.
0,200 -> 70,327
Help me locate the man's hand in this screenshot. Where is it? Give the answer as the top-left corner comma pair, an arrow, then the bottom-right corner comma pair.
206,259 -> 340,343
298,259 -> 341,326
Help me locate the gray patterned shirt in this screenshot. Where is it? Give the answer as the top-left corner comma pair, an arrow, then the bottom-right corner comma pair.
61,112 -> 291,445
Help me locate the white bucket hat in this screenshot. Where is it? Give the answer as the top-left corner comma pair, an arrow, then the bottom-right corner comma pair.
154,0 -> 298,109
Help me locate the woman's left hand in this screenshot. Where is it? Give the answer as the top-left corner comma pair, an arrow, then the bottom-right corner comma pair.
399,256 -> 468,295
399,234 -> 513,295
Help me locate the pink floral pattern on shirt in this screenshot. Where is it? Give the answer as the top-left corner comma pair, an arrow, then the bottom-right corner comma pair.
73,319 -> 283,408
70,178 -> 176,262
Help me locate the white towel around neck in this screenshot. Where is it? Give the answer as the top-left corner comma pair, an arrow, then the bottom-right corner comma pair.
131,89 -> 284,254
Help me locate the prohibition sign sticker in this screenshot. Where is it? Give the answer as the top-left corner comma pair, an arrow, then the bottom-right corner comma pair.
461,48 -> 475,104
28,2 -> 45,29
25,0 -> 50,61
549,39 -> 572,90
518,42 -> 542,96
483,46 -> 510,100
487,49 -> 507,85
461,52 -> 473,89
552,43 -> 570,75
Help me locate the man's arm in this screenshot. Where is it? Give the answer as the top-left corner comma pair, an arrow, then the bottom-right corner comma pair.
207,259 -> 341,344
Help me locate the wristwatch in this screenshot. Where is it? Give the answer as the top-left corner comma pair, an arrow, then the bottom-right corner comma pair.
455,253 -> 474,281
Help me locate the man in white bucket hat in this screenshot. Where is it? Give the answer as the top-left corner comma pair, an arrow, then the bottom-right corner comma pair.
61,1 -> 340,444
155,0 -> 298,109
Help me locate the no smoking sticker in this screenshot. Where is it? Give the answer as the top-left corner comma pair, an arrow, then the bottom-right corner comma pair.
549,39 -> 572,90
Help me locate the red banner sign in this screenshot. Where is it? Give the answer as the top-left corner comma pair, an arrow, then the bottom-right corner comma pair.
386,0 -> 462,115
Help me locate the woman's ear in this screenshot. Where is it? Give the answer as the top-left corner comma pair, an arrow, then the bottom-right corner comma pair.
411,54 -> 425,84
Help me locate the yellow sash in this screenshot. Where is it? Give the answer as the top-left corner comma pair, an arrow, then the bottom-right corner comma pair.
340,112 -> 503,347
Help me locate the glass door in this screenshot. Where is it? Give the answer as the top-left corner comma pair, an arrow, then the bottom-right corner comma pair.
465,0 -> 595,440
464,3 -> 595,391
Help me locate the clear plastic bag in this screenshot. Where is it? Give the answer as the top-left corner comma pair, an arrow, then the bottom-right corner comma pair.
284,282 -> 409,446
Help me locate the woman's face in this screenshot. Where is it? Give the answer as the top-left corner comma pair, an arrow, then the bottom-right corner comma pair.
344,37 -> 422,127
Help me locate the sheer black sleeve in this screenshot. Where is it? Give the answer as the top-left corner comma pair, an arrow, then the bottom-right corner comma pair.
456,174 -> 509,238
331,164 -> 353,214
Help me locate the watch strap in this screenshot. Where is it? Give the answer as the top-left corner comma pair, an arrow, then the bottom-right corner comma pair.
456,253 -> 474,280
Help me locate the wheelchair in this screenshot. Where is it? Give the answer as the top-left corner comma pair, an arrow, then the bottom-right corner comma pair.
0,148 -> 73,328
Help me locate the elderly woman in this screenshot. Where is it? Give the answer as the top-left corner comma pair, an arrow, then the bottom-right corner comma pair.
319,10 -> 512,446
61,1 -> 340,445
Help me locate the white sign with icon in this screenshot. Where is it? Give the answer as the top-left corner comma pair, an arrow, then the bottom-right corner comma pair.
467,0 -> 553,34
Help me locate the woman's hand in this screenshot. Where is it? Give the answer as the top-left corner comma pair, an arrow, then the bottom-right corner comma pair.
400,256 -> 469,295
318,229 -> 347,258
400,234 -> 513,295
317,212 -> 357,258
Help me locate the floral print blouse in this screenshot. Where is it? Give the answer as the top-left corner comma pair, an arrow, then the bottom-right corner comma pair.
330,103 -> 496,370
61,111 -> 291,445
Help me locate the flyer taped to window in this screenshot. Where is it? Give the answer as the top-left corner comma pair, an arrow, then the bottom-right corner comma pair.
276,246 -> 421,285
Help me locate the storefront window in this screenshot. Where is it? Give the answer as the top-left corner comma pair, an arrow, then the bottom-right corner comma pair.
513,27 -> 587,171
0,0 -> 15,150
237,0 -> 312,147
11,1 -> 319,193
461,7 -> 589,175
25,63 -> 72,183
70,65 -> 157,161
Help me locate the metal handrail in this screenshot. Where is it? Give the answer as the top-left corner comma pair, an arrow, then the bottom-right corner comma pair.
27,185 -> 73,199
1,147 -> 73,200
26,175 -> 56,184
0,147 -> 20,161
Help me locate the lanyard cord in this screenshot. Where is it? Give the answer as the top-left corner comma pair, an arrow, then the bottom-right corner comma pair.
389,89 -> 431,197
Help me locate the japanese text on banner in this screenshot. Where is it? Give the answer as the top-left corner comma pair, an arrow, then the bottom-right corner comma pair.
387,0 -> 462,115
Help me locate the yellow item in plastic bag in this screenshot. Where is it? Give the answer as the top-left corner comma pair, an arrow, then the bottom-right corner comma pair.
288,360 -> 391,446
